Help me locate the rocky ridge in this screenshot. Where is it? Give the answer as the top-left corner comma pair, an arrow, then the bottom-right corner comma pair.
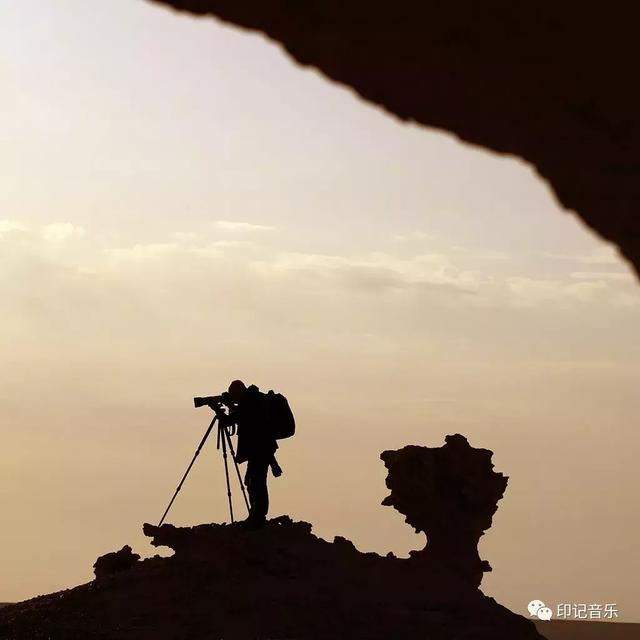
0,435 -> 544,639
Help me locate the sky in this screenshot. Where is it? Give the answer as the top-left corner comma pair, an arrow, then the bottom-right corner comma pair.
1,0 -> 639,622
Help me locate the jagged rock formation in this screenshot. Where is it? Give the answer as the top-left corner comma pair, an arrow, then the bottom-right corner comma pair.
0,436 -> 543,639
382,434 -> 508,587
148,0 -> 640,278
93,545 -> 141,580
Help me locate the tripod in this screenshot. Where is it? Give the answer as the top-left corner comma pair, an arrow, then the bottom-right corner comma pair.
157,410 -> 250,526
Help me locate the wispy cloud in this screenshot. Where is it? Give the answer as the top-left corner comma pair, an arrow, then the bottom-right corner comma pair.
570,271 -> 633,282
1,222 -> 638,351
391,230 -> 510,261
0,220 -> 29,236
213,220 -> 276,233
502,276 -> 637,308
544,246 -> 623,266
41,223 -> 85,243
250,251 -> 481,295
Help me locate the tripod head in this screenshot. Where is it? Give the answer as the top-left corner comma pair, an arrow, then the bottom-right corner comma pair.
193,393 -> 241,438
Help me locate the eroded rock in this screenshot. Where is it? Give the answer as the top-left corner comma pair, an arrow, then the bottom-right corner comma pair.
0,436 -> 541,640
93,545 -> 141,579
381,433 -> 508,586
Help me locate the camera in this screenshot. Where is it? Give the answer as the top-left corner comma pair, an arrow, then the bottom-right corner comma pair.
193,392 -> 234,410
193,395 -> 221,409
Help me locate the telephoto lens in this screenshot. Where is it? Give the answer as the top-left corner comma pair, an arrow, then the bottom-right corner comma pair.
193,397 -> 207,409
193,395 -> 225,409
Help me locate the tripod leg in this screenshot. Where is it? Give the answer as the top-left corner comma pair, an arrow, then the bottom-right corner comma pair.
223,426 -> 250,514
158,415 -> 218,527
220,425 -> 235,523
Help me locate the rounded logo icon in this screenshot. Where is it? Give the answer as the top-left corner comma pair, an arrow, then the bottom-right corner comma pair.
527,600 -> 545,617
537,607 -> 553,621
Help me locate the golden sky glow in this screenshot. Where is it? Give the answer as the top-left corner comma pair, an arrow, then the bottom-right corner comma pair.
1,0 -> 639,621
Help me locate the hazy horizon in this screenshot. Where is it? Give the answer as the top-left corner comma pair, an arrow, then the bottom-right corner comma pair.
2,0 -> 639,623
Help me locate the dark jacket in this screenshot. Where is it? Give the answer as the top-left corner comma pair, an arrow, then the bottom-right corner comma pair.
232,385 -> 278,464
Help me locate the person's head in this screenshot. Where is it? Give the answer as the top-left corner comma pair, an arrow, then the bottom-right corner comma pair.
228,379 -> 247,403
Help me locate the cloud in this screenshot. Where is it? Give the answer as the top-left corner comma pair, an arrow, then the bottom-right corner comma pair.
213,220 -> 276,233
505,277 -> 611,307
570,271 -> 633,282
391,230 -> 510,261
0,221 -> 637,355
250,251 -> 480,294
210,239 -> 261,250
41,223 -> 85,243
544,246 -> 623,267
171,231 -> 198,242
0,220 -> 29,236
107,242 -> 187,263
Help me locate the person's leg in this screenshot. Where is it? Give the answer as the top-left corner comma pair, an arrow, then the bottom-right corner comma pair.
252,456 -> 270,521
246,456 -> 270,522
243,463 -> 254,517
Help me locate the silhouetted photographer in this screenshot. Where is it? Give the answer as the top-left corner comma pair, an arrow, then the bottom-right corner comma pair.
159,379 -> 295,530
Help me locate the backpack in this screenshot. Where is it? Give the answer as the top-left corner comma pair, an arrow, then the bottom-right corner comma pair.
264,390 -> 296,439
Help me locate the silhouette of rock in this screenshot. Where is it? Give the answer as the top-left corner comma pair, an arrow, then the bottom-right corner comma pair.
0,436 -> 543,639
381,434 -> 508,587
149,0 -> 640,277
93,545 -> 141,579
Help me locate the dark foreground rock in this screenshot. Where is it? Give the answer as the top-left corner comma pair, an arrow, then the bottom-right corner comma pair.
381,433 -> 508,587
0,435 -> 545,639
93,545 -> 141,580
